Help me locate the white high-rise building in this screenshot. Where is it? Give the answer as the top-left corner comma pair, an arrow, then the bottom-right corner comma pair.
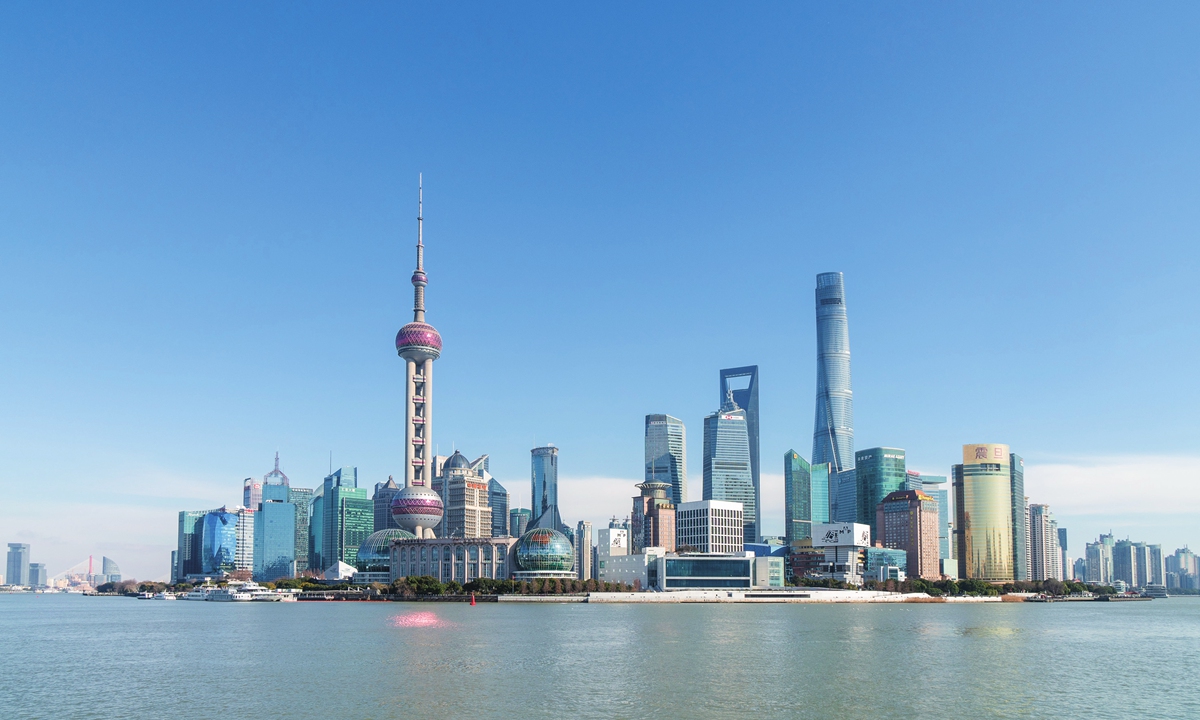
645,414 -> 687,505
576,521 -> 593,580
235,507 -> 255,573
676,500 -> 744,554
1028,504 -> 1061,581
595,521 -> 628,581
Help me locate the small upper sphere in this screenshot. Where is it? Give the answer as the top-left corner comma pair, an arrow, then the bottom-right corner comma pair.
396,321 -> 442,361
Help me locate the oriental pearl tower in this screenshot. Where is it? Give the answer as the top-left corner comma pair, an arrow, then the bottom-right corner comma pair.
390,176 -> 445,539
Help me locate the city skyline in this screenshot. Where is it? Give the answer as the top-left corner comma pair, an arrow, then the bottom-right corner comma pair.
4,5 -> 1200,580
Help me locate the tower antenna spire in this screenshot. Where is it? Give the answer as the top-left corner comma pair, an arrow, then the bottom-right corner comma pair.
412,173 -> 427,322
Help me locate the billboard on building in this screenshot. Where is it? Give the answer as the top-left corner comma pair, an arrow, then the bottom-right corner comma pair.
813,523 -> 871,548
962,444 -> 1011,466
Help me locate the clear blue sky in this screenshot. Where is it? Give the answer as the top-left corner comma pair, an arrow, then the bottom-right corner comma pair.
3,3 -> 1198,579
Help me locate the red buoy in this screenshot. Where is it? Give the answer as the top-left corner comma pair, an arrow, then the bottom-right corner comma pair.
470,593 -> 476,606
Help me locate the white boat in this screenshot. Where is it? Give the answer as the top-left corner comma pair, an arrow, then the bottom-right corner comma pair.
182,587 -> 214,601
208,587 -> 252,602
153,592 -> 177,600
137,592 -> 155,599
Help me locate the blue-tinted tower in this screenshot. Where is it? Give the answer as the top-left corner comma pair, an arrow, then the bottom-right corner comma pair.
812,272 -> 854,473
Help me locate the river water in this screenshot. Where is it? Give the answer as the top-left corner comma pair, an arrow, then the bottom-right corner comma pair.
1,594 -> 1197,719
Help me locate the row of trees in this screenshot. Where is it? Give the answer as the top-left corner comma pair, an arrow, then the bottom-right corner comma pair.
861,577 -> 1118,597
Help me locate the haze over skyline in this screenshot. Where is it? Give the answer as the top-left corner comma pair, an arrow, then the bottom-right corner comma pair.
3,4 -> 1198,579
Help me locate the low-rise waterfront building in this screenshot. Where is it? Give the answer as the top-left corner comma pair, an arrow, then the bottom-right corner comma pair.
390,536 -> 518,584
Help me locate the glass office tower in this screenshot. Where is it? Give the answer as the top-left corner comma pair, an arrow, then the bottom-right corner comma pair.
1010,453 -> 1028,581
719,367 -> 759,540
200,510 -> 238,574
509,508 -> 532,538
530,446 -> 562,531
812,272 -> 854,473
645,414 -> 688,505
489,479 -> 510,537
784,452 -> 830,544
955,444 -> 1014,582
855,447 -> 907,539
703,395 -> 756,544
254,483 -> 296,582
6,544 -> 30,586
287,487 -> 312,574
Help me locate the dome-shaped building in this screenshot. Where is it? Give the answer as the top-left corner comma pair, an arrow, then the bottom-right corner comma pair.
513,527 -> 577,580
356,528 -> 417,573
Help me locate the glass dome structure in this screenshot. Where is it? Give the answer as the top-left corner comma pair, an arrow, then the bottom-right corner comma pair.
515,528 -> 574,572
356,528 -> 416,572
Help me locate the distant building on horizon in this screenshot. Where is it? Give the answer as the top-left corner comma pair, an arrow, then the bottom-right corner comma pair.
645,414 -> 688,505
703,393 -> 757,544
28,563 -> 47,588
1028,503 -> 1061,582
6,544 -> 30,586
954,444 -> 1014,583
812,272 -> 854,475
720,367 -> 760,542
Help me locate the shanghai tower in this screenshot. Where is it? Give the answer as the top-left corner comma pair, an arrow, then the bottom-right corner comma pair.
812,272 -> 854,473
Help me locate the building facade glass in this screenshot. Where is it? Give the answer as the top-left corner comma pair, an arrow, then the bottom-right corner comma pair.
200,510 -> 238,574
254,484 -> 296,582
489,479 -> 510,537
6,544 -> 30,586
645,414 -> 688,505
509,508 -> 531,538
812,272 -> 854,473
720,367 -> 759,541
703,397 -> 757,544
854,447 -> 906,538
287,487 -> 312,574
784,452 -> 830,544
1010,454 -> 1028,581
955,444 -> 1014,582
373,477 -> 403,532
831,468 -> 857,524
530,446 -> 561,531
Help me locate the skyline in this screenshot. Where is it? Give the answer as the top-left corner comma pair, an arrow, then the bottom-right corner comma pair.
3,4 -> 1200,579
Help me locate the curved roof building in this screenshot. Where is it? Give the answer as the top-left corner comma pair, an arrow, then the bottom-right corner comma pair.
356,528 -> 416,572
515,528 -> 575,574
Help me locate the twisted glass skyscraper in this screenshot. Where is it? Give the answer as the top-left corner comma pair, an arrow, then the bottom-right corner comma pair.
812,272 -> 854,473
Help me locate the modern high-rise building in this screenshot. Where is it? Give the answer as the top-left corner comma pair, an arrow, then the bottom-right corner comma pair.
1028,504 -> 1061,581
784,451 -> 829,544
509,508 -> 532,538
576,520 -> 593,580
235,506 -> 255,574
631,482 -> 676,553
720,367 -> 760,541
28,563 -> 47,588
101,556 -> 121,583
1086,538 -> 1113,585
1010,454 -> 1028,582
645,414 -> 687,505
6,544 -> 30,586
1058,527 -> 1070,581
909,474 -> 953,563
1148,544 -> 1165,586
254,483 -> 296,582
703,393 -> 757,544
489,479 -> 510,537
243,477 -> 262,516
176,509 -> 216,579
854,447 -> 906,538
954,444 -> 1014,582
373,477 -> 403,532
287,487 -> 312,574
831,468 -> 857,523
200,509 -> 239,574
530,445 -> 562,531
877,489 -> 941,581
435,451 -> 493,539
812,272 -> 854,474
313,467 -> 371,570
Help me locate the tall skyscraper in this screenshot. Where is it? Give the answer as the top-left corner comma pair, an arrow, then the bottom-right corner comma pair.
176,509 -> 216,580
784,451 -> 829,544
812,272 -> 854,473
389,176 -> 448,543
1028,504 -> 1061,581
954,444 -> 1014,582
530,445 -> 562,531
720,367 -> 759,541
855,447 -> 906,538
6,544 -> 30,586
287,487 -> 312,574
200,509 -> 238,574
1058,527 -> 1070,581
1010,453 -> 1028,582
254,483 -> 296,582
645,414 -> 687,505
235,506 -> 255,574
489,479 -> 510,537
703,392 -> 757,544
373,477 -> 403,532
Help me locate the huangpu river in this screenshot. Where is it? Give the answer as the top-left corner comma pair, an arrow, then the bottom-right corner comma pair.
2,594 -> 1198,719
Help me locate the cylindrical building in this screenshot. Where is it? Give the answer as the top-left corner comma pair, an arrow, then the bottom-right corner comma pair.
956,443 -> 1014,582
812,272 -> 854,474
